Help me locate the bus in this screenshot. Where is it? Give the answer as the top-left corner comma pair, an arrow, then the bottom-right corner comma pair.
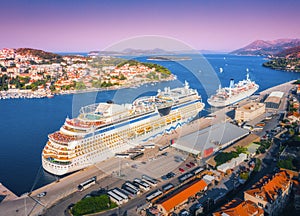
118,187 -> 135,199
132,147 -> 145,152
130,152 -> 144,160
112,188 -> 128,202
121,185 -> 138,197
143,144 -> 155,149
77,176 -> 97,191
159,144 -> 170,151
178,172 -> 193,183
146,189 -> 163,202
115,153 -> 130,158
142,175 -> 158,186
124,182 -> 140,194
191,167 -> 204,176
162,183 -> 174,193
133,178 -> 150,191
107,191 -> 123,205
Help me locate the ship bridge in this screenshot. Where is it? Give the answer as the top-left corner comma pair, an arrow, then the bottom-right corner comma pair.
79,102 -> 131,119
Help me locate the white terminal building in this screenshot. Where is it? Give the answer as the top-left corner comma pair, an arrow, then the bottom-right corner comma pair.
264,91 -> 284,109
171,122 -> 249,158
235,102 -> 266,122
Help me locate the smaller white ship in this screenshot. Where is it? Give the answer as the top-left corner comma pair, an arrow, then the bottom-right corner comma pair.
207,73 -> 259,107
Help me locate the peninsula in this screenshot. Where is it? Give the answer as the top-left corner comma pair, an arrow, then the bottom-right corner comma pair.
147,56 -> 192,61
262,46 -> 300,72
0,48 -> 174,99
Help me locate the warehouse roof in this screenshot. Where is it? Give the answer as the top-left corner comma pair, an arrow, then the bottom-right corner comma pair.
172,122 -> 249,156
269,91 -> 284,98
158,179 -> 207,213
265,91 -> 284,105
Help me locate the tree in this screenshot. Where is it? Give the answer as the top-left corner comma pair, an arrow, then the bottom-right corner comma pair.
277,157 -> 295,170
71,195 -> 117,216
289,128 -> 295,136
240,172 -> 249,180
49,84 -> 56,92
235,146 -> 247,154
75,81 -> 86,90
92,80 -> 102,88
119,73 -> 126,80
215,151 -> 239,166
253,158 -> 261,172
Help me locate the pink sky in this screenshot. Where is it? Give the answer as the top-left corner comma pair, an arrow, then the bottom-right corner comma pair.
1,0 -> 299,52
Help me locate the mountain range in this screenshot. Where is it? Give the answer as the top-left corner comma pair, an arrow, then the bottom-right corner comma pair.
276,46 -> 300,58
88,48 -> 218,56
230,39 -> 300,56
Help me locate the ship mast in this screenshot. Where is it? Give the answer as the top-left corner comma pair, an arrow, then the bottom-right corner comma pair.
229,79 -> 234,96
245,67 -> 251,81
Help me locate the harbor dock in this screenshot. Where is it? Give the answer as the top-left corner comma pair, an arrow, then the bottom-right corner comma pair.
0,183 -> 18,203
0,80 -> 296,216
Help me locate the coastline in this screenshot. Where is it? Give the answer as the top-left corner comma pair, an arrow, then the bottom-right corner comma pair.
0,79 -> 295,216
0,75 -> 176,100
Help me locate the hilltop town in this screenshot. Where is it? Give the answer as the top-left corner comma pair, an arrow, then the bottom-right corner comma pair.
0,48 -> 174,99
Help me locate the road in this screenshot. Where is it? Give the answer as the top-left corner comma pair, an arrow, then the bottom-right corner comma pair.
0,80 -> 294,216
44,148 -> 197,216
204,81 -> 294,214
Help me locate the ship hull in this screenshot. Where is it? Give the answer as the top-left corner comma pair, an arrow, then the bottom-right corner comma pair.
42,101 -> 204,176
207,86 -> 258,107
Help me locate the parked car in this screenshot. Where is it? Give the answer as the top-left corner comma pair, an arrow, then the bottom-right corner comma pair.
189,162 -> 196,167
37,192 -> 47,198
161,175 -> 168,180
166,172 -> 176,178
179,168 -> 185,173
67,203 -> 75,210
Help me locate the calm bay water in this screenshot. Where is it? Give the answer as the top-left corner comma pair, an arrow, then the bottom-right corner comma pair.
0,54 -> 299,195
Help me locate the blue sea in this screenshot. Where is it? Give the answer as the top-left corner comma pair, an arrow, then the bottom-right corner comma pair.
0,54 -> 299,196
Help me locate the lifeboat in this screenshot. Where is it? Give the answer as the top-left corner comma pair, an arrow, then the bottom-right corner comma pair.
145,126 -> 152,132
136,129 -> 145,134
128,132 -> 135,138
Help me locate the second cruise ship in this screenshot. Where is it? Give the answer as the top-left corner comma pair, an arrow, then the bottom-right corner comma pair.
207,73 -> 259,107
42,81 -> 205,175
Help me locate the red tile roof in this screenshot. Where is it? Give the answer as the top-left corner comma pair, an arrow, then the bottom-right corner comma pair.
159,179 -> 207,213
245,171 -> 292,202
213,199 -> 264,216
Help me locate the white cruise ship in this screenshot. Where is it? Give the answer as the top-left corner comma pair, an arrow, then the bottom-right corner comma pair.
207,73 -> 259,107
42,81 -> 205,175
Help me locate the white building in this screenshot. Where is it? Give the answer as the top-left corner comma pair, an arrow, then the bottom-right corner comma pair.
217,153 -> 248,173
235,102 -> 265,122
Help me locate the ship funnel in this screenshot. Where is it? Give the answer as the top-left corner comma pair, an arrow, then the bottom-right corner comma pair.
184,80 -> 189,89
229,79 -> 234,88
246,72 -> 249,80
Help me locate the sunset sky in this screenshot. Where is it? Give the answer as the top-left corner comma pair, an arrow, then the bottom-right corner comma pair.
1,0 -> 299,52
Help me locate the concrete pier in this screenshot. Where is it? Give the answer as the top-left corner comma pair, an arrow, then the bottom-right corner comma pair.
0,183 -> 18,203
0,80 -> 296,216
